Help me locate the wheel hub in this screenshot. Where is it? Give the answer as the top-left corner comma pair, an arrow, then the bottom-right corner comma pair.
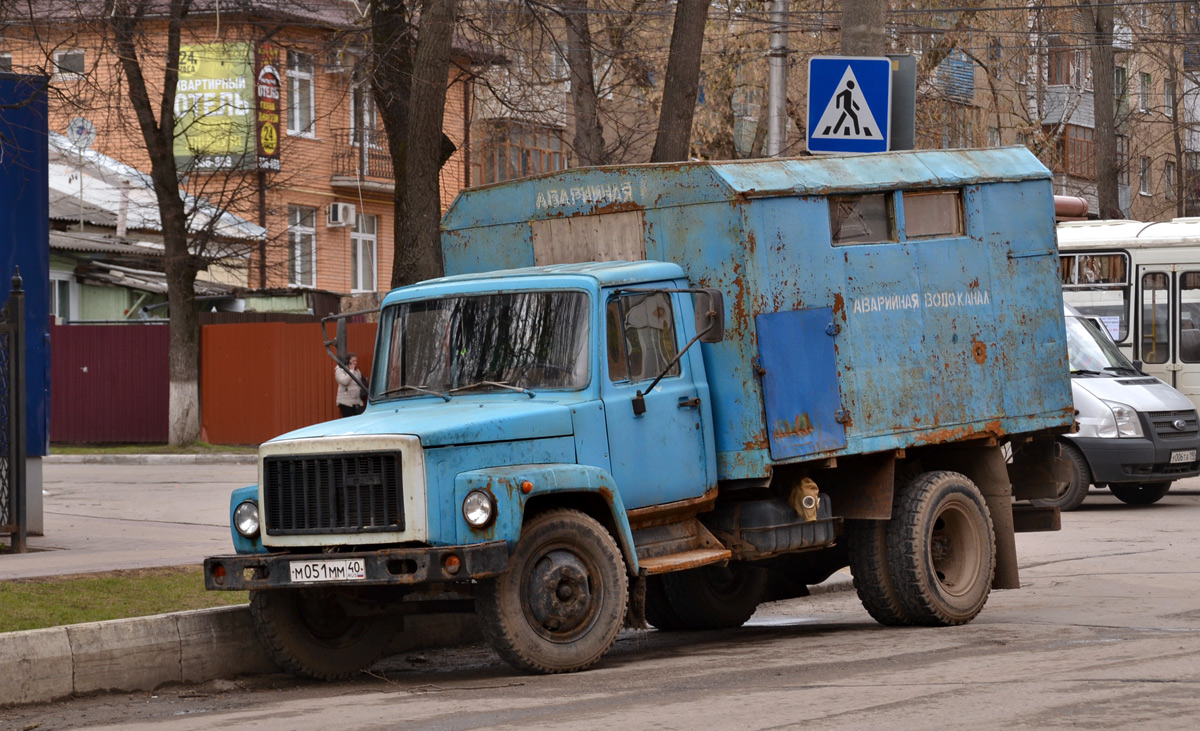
526,549 -> 594,635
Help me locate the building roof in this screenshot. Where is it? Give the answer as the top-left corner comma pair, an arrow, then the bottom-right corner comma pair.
50,231 -> 164,256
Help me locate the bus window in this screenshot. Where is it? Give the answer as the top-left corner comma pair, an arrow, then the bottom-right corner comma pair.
1141,272 -> 1170,364
1181,272 -> 1200,363
1061,251 -> 1130,342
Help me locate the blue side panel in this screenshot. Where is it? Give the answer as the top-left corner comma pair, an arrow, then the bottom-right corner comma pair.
0,74 -> 51,456
757,308 -> 846,458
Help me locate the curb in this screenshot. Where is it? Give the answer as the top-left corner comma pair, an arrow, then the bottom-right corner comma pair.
44,453 -> 258,465
0,573 -> 858,707
0,605 -> 482,708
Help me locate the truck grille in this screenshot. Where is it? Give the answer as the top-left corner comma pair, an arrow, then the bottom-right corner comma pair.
263,452 -> 404,535
1147,410 -> 1200,440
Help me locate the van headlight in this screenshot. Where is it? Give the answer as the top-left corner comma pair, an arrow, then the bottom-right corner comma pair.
1098,400 -> 1143,438
233,500 -> 260,538
462,490 -> 496,529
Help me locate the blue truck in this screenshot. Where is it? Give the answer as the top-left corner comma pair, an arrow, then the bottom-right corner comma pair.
204,147 -> 1074,677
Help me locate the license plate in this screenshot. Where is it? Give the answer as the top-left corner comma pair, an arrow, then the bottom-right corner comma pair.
289,558 -> 367,583
1171,449 -> 1197,464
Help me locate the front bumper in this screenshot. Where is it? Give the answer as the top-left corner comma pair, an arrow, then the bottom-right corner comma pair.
204,540 -> 509,591
1071,435 -> 1200,485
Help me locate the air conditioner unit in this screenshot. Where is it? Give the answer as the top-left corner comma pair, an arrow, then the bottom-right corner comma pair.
326,202 -> 356,228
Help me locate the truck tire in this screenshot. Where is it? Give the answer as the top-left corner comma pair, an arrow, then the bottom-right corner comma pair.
886,471 -> 996,626
477,509 -> 628,673
644,575 -> 689,631
659,562 -> 768,630
248,589 -> 398,680
1110,481 -> 1172,505
846,519 -> 913,626
1030,441 -> 1091,511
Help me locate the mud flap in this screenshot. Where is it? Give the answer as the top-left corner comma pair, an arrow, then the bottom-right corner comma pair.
1008,438 -> 1070,501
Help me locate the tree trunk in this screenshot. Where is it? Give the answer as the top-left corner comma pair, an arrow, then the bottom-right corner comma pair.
398,0 -> 459,286
841,0 -> 886,56
651,0 -> 712,163
109,0 -> 202,445
563,0 -> 606,166
1084,2 -> 1120,219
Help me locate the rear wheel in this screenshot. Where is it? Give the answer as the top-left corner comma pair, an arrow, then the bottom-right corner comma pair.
1110,481 -> 1172,505
644,575 -> 689,631
1031,441 -> 1091,511
846,519 -> 913,626
886,471 -> 996,626
249,589 -> 398,680
659,562 -> 768,630
477,509 -> 628,673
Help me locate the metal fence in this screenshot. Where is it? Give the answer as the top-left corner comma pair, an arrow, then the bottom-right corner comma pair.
1,269 -> 27,552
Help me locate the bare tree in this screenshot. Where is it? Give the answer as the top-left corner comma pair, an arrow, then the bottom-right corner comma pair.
650,0 -> 711,162
1080,0 -> 1120,218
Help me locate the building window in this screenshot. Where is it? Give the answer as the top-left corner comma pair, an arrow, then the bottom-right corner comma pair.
987,126 -> 1000,147
1115,66 -> 1128,117
49,272 -> 76,324
471,120 -> 566,185
351,213 -> 377,292
1166,158 -> 1177,200
989,37 -> 1002,79
1046,124 -> 1096,179
1048,37 -> 1087,87
1117,135 -> 1129,187
350,80 -> 377,146
1140,156 -> 1151,195
53,49 -> 85,79
1139,72 -> 1152,112
0,53 -> 12,72
287,51 -> 315,137
1164,79 -> 1175,116
288,204 -> 317,287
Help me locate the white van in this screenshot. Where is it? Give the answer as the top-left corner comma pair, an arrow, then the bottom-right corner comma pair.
1043,303 -> 1200,510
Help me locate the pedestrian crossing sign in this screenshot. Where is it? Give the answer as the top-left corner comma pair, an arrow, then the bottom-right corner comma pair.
807,56 -> 892,154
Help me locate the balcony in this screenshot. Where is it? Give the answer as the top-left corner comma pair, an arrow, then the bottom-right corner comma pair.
331,128 -> 395,193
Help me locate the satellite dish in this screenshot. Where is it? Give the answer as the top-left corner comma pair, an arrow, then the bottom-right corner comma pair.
66,117 -> 96,150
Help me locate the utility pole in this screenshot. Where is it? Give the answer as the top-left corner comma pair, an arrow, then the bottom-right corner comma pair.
767,0 -> 788,156
841,0 -> 887,56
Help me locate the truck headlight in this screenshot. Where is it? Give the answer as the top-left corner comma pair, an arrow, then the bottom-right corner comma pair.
462,490 -> 496,529
1098,400 -> 1144,438
233,500 -> 260,538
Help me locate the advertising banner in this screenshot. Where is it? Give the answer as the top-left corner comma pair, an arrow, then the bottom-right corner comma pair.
174,43 -> 255,171
254,44 -> 283,172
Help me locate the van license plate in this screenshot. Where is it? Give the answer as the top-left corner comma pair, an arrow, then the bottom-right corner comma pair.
289,559 -> 367,583
1170,449 -> 1197,464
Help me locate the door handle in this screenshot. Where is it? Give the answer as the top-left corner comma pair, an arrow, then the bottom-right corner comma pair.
678,396 -> 701,409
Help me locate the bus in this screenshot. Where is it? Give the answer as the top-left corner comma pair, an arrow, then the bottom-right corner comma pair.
1057,217 -> 1200,412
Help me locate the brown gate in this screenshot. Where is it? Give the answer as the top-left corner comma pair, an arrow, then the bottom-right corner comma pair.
50,323 -> 170,443
200,322 -> 376,445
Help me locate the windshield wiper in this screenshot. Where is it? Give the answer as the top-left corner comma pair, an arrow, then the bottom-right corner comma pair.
1070,369 -> 1103,376
378,384 -> 452,401
449,380 -> 535,398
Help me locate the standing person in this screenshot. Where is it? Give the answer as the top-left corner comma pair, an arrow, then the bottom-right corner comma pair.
335,354 -> 366,417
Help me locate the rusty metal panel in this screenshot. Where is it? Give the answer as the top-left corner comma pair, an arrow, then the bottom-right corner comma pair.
201,322 -> 376,445
50,324 -> 169,443
756,308 -> 846,458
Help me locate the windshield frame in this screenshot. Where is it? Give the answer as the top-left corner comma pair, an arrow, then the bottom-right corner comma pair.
371,284 -> 596,403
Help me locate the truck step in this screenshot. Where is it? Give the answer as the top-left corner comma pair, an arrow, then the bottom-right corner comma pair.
638,548 -> 733,575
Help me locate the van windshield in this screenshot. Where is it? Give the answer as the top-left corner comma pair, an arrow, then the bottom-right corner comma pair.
1065,314 -> 1138,375
374,291 -> 591,398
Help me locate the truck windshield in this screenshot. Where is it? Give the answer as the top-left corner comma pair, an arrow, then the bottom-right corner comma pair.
1065,314 -> 1139,375
375,291 -> 590,398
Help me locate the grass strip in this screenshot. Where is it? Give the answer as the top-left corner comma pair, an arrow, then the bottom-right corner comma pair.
0,566 -> 249,633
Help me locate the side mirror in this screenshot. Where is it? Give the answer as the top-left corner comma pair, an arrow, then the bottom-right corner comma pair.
335,318 -> 348,362
694,289 -> 725,343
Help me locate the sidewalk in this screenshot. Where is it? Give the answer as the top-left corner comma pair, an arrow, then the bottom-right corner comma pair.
1,456 -> 853,707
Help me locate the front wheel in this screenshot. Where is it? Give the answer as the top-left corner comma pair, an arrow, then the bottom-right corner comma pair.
249,589 -> 399,680
1030,441 -> 1091,511
1110,481 -> 1172,505
887,471 -> 996,626
477,509 -> 628,673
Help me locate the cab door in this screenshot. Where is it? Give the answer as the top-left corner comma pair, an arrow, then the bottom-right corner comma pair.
600,287 -> 712,510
